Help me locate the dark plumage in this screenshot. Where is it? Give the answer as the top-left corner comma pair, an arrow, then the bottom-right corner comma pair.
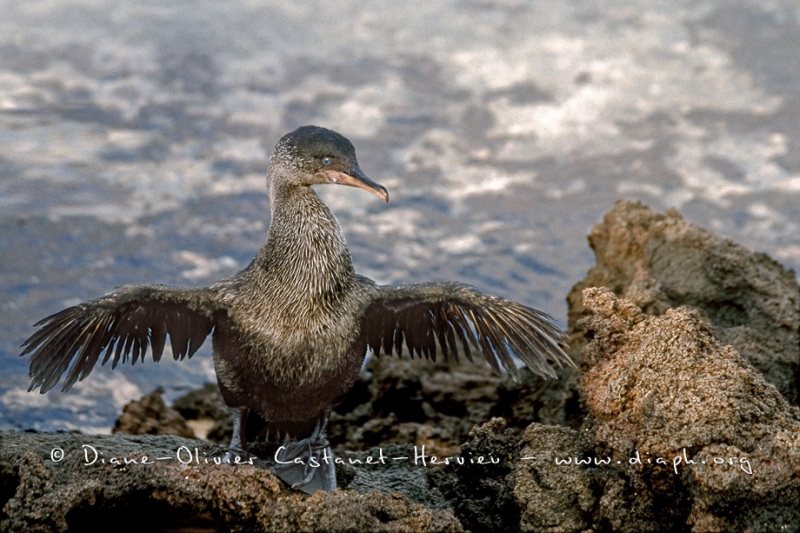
21,125 -> 573,492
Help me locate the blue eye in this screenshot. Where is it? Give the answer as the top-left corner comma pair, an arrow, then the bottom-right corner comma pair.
322,157 -> 331,166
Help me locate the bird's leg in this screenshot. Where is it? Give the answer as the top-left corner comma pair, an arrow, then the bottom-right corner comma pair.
270,411 -> 336,492
223,406 -> 249,463
291,411 -> 335,491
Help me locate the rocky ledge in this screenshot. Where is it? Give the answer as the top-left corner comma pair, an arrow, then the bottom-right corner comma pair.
2,200 -> 799,532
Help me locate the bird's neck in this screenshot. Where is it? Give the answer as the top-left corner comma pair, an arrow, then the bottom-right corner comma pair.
259,184 -> 355,302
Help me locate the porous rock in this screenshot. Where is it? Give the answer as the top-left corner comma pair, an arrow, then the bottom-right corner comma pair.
567,199 -> 800,404
0,431 -> 463,532
113,387 -> 196,439
578,287 -> 800,531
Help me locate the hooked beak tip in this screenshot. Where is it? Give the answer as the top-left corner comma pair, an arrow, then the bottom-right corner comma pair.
326,167 -> 389,203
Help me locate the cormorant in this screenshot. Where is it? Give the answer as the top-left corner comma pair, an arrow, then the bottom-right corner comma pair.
20,125 -> 572,492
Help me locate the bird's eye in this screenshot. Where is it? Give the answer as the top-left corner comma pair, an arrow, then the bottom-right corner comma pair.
322,157 -> 331,166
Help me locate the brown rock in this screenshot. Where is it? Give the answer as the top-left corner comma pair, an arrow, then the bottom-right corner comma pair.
438,417 -> 521,532
112,387 -> 196,439
171,382 -> 230,421
171,382 -> 231,441
514,424 -> 598,533
568,199 -> 800,403
329,357 -> 504,457
579,287 -> 800,531
0,431 -> 464,532
329,353 -> 581,459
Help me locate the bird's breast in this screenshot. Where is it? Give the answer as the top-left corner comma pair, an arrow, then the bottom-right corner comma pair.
223,292 -> 360,382
211,304 -> 365,427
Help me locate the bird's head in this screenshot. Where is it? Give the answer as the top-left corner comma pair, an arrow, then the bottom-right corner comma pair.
269,125 -> 389,202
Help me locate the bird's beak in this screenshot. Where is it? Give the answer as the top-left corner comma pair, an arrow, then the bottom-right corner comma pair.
324,165 -> 389,202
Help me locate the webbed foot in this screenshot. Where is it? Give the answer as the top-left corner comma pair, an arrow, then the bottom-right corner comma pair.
270,417 -> 336,493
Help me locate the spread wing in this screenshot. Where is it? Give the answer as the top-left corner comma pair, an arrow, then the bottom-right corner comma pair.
358,282 -> 572,379
20,285 -> 225,393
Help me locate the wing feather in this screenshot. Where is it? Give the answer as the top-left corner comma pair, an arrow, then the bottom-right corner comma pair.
358,282 -> 572,379
20,285 -> 223,393
150,317 -> 167,362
